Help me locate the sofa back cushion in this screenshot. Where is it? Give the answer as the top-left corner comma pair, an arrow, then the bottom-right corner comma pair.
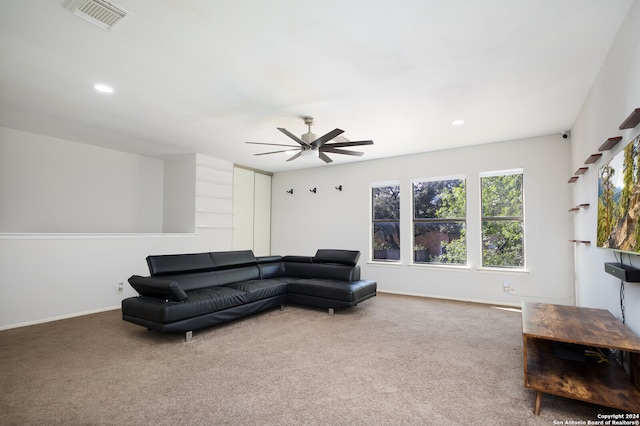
217,266 -> 260,286
286,263 -> 359,281
257,256 -> 285,279
207,250 -> 260,285
210,250 -> 257,269
313,249 -> 360,266
147,252 -> 215,276
160,271 -> 220,292
284,255 -> 313,264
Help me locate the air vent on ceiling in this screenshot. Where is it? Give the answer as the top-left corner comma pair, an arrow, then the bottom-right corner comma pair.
68,0 -> 130,30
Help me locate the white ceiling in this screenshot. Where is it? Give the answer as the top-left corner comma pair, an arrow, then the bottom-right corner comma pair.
0,0 -> 634,172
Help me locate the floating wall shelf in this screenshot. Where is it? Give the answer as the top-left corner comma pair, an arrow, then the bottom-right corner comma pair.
575,167 -> 588,175
599,136 -> 622,151
568,176 -> 579,183
585,153 -> 603,164
619,107 -> 640,130
569,203 -> 590,212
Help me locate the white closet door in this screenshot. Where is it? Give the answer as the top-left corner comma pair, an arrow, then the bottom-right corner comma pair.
253,172 -> 271,256
232,167 -> 255,250
232,167 -> 271,255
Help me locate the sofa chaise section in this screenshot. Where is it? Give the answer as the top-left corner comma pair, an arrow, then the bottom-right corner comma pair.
259,250 -> 376,314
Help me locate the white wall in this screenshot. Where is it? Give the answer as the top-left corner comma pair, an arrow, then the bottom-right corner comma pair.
271,134 -> 573,307
0,129 -> 232,329
0,127 -> 164,233
163,155 -> 196,233
571,0 -> 640,335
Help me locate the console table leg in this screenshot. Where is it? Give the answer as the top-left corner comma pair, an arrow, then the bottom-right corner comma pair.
534,391 -> 542,416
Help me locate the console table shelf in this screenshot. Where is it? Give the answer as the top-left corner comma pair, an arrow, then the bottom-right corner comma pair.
522,303 -> 640,415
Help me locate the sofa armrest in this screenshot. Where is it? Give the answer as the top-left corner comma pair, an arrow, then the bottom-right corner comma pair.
128,275 -> 188,301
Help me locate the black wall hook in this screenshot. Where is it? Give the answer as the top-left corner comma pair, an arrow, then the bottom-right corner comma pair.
335,185 -> 343,191
310,188 -> 317,193
286,189 -> 293,194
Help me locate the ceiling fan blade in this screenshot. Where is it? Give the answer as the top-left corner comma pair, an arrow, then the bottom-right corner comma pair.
278,128 -> 309,146
254,149 -> 299,156
246,142 -> 300,148
319,151 -> 333,163
322,140 -> 374,148
311,128 -> 344,148
321,147 -> 364,157
286,151 -> 302,162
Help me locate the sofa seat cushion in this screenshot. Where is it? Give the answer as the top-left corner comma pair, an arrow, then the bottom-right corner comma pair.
287,279 -> 376,303
225,279 -> 289,302
124,287 -> 248,324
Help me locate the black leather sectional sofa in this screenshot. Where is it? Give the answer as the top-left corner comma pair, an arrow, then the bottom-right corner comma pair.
122,249 -> 377,341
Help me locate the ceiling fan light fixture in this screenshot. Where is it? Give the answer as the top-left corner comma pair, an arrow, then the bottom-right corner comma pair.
300,149 -> 319,159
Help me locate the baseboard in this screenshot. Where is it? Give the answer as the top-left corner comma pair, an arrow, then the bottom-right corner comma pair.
0,305 -> 121,331
376,289 -> 522,309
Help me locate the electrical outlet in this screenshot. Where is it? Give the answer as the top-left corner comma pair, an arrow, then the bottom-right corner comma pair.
117,282 -> 124,294
503,282 -> 510,293
509,288 -> 516,295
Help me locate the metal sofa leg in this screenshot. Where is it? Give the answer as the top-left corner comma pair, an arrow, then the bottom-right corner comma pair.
328,308 -> 334,316
281,304 -> 285,311
185,330 -> 193,342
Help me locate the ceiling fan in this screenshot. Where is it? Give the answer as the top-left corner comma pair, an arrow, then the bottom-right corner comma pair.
246,116 -> 373,163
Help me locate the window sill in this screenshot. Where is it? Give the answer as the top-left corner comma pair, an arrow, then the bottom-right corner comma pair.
477,266 -> 530,274
409,263 -> 471,271
367,261 -> 403,267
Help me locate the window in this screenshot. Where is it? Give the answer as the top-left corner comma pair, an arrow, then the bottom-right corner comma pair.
371,183 -> 400,261
412,176 -> 466,264
480,169 -> 524,268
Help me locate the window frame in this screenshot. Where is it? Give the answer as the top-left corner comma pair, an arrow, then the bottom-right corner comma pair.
479,169 -> 525,269
370,181 -> 401,263
411,174 -> 467,266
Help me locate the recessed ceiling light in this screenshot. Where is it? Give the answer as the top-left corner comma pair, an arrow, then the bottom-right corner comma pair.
451,119 -> 465,126
93,83 -> 114,93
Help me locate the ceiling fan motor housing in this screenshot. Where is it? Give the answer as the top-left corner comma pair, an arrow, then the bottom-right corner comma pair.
301,132 -> 316,146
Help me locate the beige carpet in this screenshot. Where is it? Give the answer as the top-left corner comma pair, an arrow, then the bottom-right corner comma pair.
0,293 -> 620,425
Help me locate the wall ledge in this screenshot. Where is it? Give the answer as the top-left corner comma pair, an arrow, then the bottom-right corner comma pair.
0,233 -> 196,240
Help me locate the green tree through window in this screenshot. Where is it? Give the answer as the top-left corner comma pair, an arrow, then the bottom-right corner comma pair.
481,170 -> 524,268
412,177 -> 466,264
372,184 -> 400,261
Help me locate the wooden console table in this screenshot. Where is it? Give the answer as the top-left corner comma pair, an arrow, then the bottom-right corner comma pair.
522,302 -> 640,415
